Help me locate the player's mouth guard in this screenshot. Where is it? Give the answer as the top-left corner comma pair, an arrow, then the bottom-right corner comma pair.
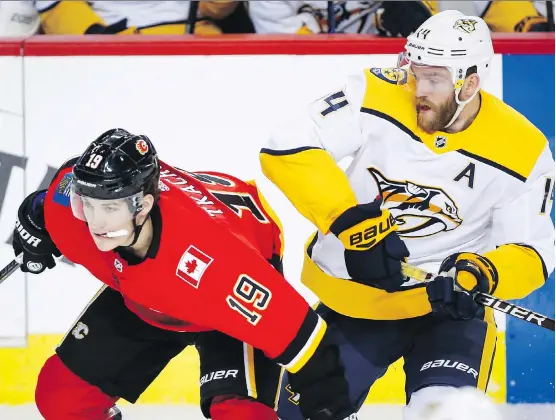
99,230 -> 130,238
397,51 -> 479,128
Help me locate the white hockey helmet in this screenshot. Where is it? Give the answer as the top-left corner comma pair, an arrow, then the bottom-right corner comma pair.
0,1 -> 39,37
399,10 -> 494,128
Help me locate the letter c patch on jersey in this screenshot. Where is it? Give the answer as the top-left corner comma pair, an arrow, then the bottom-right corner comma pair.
176,245 -> 214,288
370,67 -> 408,85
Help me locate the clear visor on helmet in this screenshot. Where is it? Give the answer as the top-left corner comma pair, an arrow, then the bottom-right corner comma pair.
70,184 -> 144,229
397,51 -> 456,94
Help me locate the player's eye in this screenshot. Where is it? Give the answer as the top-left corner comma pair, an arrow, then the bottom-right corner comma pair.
104,207 -> 118,212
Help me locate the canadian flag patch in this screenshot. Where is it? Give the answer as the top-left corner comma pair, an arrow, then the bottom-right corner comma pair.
176,245 -> 213,288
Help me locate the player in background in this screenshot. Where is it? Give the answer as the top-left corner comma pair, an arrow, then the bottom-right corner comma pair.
34,0 -> 237,35
436,0 -> 552,32
260,9 -> 554,419
12,129 -> 357,420
248,1 -> 436,36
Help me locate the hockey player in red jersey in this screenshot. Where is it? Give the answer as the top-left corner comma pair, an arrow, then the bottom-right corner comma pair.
12,128 -> 357,420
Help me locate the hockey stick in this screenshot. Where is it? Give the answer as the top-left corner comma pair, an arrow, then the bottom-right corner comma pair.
401,262 -> 555,332
187,1 -> 199,34
547,1 -> 555,32
0,253 -> 23,285
327,1 -> 336,34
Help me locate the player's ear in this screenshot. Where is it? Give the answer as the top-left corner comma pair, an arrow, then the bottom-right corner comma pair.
136,194 -> 154,224
460,73 -> 480,101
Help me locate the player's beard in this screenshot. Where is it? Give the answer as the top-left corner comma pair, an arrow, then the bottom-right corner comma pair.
416,95 -> 458,134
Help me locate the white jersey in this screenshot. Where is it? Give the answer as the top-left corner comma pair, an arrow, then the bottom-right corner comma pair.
261,68 -> 554,319
35,1 -> 190,27
248,1 -> 382,34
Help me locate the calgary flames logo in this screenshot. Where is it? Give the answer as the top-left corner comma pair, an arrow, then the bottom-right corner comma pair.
135,139 -> 149,155
453,18 -> 478,34
368,168 -> 462,238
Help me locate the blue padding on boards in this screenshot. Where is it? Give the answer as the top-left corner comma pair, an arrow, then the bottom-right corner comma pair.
503,54 -> 555,403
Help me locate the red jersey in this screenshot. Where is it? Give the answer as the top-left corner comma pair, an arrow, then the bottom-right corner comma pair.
44,160 -> 326,371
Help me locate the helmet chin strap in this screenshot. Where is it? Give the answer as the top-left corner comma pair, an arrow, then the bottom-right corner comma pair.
444,74 -> 480,129
125,217 -> 147,247
122,205 -> 154,248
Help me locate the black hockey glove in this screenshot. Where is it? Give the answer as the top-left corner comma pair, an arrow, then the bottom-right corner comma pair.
287,330 -> 357,420
329,197 -> 409,293
427,253 -> 497,320
376,1 -> 434,37
85,19 -> 139,35
515,16 -> 550,32
13,190 -> 61,274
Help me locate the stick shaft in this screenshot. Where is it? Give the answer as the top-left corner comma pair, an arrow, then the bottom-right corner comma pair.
401,262 -> 555,331
0,254 -> 22,285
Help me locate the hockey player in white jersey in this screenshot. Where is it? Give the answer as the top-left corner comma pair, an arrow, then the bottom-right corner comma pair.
248,1 -> 436,35
35,0 -> 235,35
260,9 -> 554,420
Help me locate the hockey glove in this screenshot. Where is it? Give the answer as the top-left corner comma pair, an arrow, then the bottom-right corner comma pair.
515,16 -> 549,32
287,331 -> 357,420
329,197 -> 409,293
427,253 -> 498,320
375,1 -> 435,37
13,190 -> 61,274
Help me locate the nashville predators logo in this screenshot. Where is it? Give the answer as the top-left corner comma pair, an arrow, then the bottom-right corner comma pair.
370,67 -> 408,85
453,19 -> 478,34
368,168 -> 462,238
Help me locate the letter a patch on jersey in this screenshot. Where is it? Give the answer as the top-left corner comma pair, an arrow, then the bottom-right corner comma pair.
176,245 -> 214,288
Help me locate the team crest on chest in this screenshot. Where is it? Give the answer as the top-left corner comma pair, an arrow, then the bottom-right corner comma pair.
368,167 -> 462,238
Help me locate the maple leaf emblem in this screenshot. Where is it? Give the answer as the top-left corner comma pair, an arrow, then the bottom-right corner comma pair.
185,259 -> 198,274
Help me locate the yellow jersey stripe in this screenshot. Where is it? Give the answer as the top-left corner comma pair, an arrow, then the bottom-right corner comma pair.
283,317 -> 327,374
242,343 -> 257,399
478,309 -> 498,391
260,148 -> 358,233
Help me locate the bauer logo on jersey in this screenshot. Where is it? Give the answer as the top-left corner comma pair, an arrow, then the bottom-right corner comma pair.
453,19 -> 478,34
53,173 -> 72,207
135,139 -> 149,155
368,168 -> 462,238
176,245 -> 214,288
370,67 -> 408,85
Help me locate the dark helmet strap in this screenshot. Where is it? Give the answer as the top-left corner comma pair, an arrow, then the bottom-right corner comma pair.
126,211 -> 150,247
126,218 -> 142,247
